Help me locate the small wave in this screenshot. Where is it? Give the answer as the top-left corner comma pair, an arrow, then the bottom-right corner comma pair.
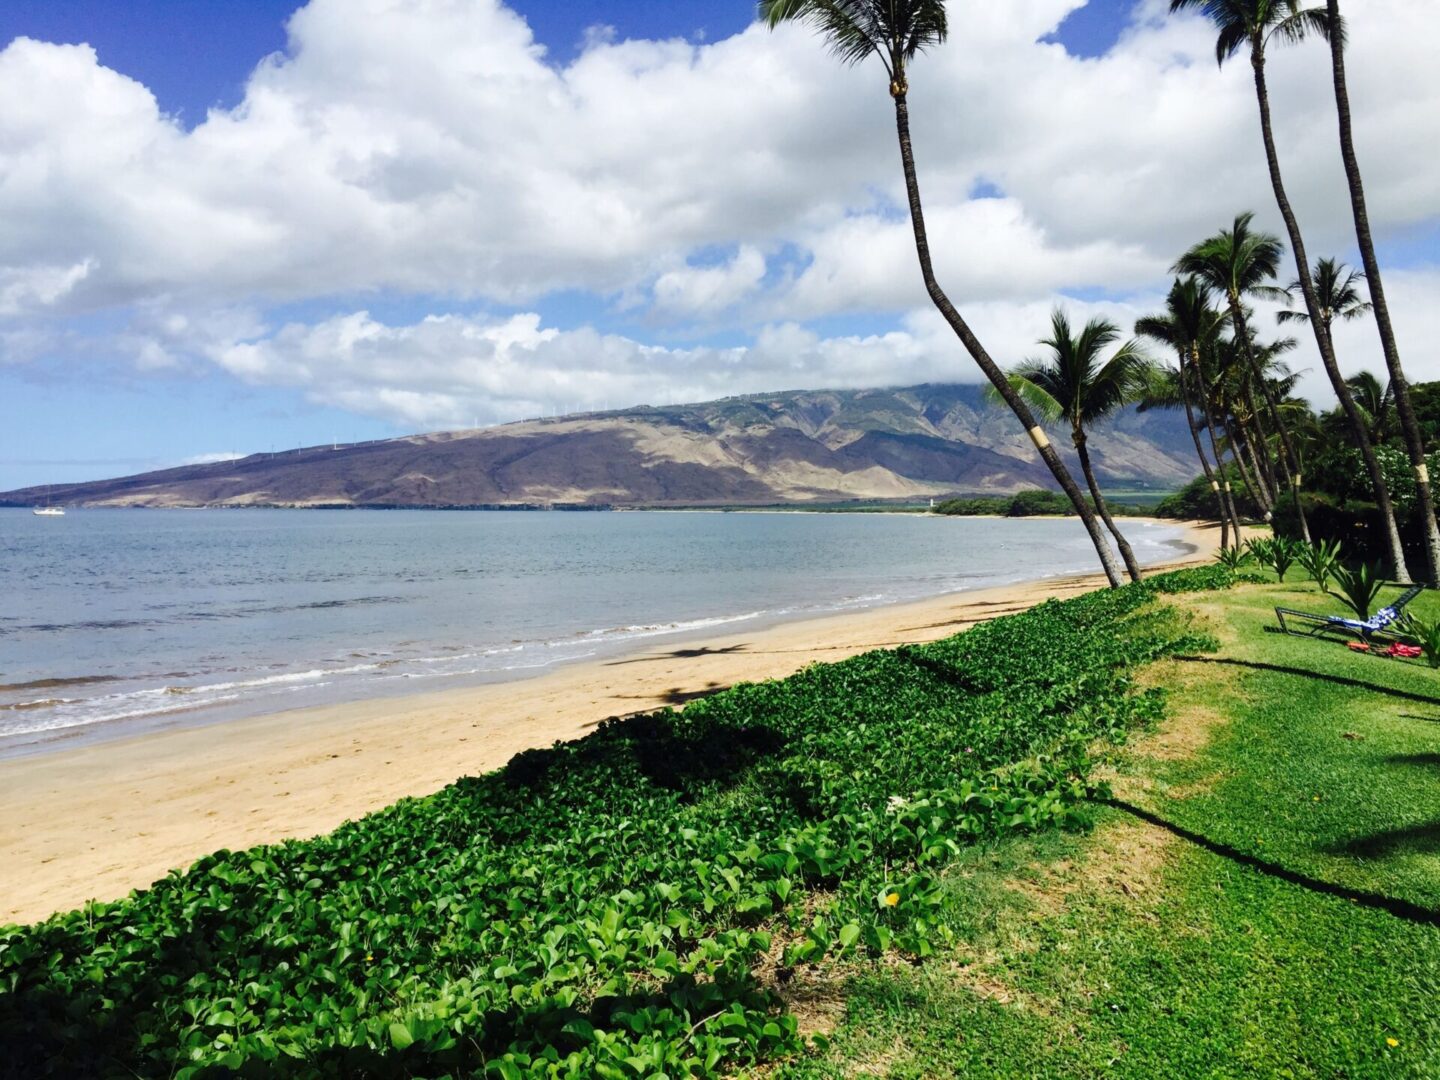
0,675 -> 123,693
10,618 -> 156,634
193,663 -> 381,694
581,612 -> 762,641
0,698 -> 78,712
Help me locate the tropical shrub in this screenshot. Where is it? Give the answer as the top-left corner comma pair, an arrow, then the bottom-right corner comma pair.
1247,536 -> 1300,582
1215,545 -> 1249,571
1398,614 -> 1440,669
1296,539 -> 1342,593
1327,561 -> 1387,621
0,568 -> 1232,1079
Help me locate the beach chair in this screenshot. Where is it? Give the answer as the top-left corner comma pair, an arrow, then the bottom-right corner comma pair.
1274,585 -> 1424,643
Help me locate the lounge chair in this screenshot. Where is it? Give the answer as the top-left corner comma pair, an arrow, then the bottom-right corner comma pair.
1274,585 -> 1425,643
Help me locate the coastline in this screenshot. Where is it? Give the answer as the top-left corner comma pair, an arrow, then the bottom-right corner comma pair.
0,518 -> 1218,925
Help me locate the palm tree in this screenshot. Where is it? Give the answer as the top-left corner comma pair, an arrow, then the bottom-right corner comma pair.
1002,311 -> 1150,581
1276,257 -> 1369,328
1175,213 -> 1311,542
1276,256 -> 1408,579
761,0 -> 1126,588
1135,279 -> 1243,546
1344,371 -> 1393,443
1171,0 -> 1411,573
1314,0 -> 1440,582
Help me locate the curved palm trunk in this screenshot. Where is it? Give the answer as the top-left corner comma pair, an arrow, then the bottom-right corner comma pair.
1326,0 -> 1440,583
1228,296 -> 1311,542
1320,321 -> 1411,579
1235,414 -> 1274,512
1192,355 -> 1249,541
1178,350 -> 1234,547
1073,427 -> 1143,581
891,90 -> 1123,588
1223,414 -> 1267,516
1239,382 -> 1279,506
1249,44 -> 1408,578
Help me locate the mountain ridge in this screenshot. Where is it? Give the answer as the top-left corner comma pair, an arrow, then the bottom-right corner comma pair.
0,384 -> 1198,508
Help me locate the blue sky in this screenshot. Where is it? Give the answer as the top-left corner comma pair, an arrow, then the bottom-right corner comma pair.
0,0 -> 1434,491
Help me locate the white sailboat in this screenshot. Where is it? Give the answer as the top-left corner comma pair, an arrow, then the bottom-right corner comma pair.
32,487 -> 64,516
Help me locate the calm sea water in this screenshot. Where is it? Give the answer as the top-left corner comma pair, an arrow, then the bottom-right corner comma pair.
0,509 -> 1191,756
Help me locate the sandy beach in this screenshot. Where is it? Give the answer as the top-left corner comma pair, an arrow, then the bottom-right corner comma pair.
0,520 -> 1219,925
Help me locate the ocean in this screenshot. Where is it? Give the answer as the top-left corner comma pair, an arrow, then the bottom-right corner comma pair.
0,508 -> 1192,756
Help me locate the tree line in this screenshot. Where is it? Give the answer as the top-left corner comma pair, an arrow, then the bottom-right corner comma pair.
762,0 -> 1436,586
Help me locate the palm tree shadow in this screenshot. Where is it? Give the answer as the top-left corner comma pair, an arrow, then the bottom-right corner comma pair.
1101,797 -> 1440,928
1175,655 -> 1440,708
605,643 -> 749,666
1327,819 -> 1440,861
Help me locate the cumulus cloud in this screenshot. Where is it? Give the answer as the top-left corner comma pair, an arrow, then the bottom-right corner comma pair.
0,0 -> 1434,319
0,0 -> 1437,432
160,293 -> 1178,431
652,246 -> 767,318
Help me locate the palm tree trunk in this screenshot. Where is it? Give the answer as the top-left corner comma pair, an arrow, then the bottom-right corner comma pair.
1236,415 -> 1274,511
1327,0 -> 1440,583
1192,352 -> 1249,544
1249,45 -> 1407,577
1317,323 -> 1410,580
890,90 -> 1124,588
1224,414 -> 1267,516
1228,296 -> 1311,542
1074,427 -> 1143,581
1239,383 -> 1279,506
1178,350 -> 1233,547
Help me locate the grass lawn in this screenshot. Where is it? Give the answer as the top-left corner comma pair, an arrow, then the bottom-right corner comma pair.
771,574 -> 1440,1079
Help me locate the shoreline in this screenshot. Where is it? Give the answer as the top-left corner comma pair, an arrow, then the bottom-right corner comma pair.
0,519 -> 1218,926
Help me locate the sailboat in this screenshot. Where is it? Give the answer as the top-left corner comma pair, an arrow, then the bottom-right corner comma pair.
32,487 -> 64,516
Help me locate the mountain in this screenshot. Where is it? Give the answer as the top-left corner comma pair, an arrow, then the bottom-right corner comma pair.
0,385 -> 1198,509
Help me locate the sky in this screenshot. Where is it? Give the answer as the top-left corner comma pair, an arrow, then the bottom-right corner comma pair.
1,0 -> 1437,491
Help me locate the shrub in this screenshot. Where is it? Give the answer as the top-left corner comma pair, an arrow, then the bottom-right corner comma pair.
1398,614 -> 1440,669
1247,536 -> 1300,582
1327,561 -> 1387,621
1297,539 -> 1343,593
1215,545 -> 1249,571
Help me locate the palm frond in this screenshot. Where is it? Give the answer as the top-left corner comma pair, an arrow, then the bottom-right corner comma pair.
760,0 -> 885,68
1270,3 -> 1332,47
999,371 -> 1065,423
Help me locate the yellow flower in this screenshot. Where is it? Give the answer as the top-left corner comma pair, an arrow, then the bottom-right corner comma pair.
365,954 -> 374,962
1387,1038 -> 1399,1048
884,892 -> 900,907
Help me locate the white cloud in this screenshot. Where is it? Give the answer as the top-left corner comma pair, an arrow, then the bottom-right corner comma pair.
0,0 -> 1437,423
168,294 -> 1174,431
0,0 -> 1433,320
652,246 -> 767,317
181,451 -> 245,466
0,259 -> 95,316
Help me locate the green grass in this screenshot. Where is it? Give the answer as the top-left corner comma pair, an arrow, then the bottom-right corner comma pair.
773,573 -> 1440,1079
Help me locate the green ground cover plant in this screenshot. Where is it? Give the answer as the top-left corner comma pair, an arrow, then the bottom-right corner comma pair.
0,569 -> 1231,1079
774,574 -> 1440,1078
